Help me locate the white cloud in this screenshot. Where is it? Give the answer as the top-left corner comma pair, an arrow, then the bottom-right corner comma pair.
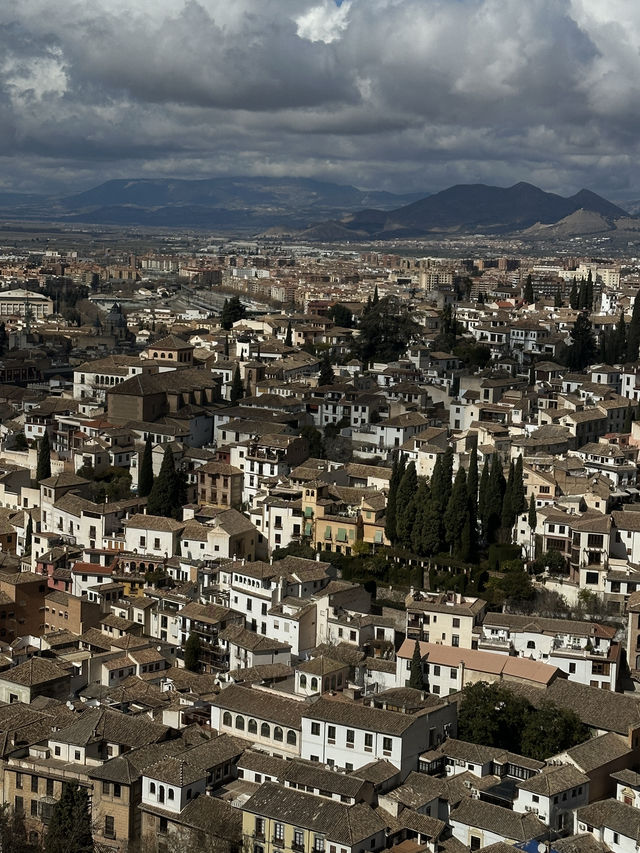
297,1 -> 351,43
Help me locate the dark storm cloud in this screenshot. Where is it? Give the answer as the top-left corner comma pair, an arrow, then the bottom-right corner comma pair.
2,0 -> 640,196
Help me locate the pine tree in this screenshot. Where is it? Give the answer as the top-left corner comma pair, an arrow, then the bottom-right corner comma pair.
36,431 -> 51,481
45,781 -> 93,853
184,632 -> 201,672
569,278 -> 579,310
528,493 -> 537,531
138,435 -> 154,497
318,352 -> 335,386
523,274 -> 534,304
147,445 -> 183,519
409,640 -> 425,689
627,289 -> 640,361
444,467 -> 469,556
284,320 -> 292,347
230,365 -> 244,404
396,462 -> 418,546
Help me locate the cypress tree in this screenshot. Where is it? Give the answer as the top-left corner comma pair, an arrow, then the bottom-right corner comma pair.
628,289 -> 640,362
396,462 -> 418,546
409,640 -> 425,689
624,404 -> 634,434
636,401 -> 640,422
372,284 -> 379,306
385,451 -> 402,544
566,312 -> 597,370
615,312 -> 627,362
478,457 -> 489,534
422,488 -> 444,556
230,365 -> 244,404
528,493 -> 537,531
441,447 -> 454,509
554,288 -> 562,308
36,431 -> 52,482
514,455 -> 526,515
284,320 -> 292,347
569,278 -> 579,310
138,435 -> 154,497
485,453 -> 506,543
468,446 -> 478,503
578,278 -> 588,310
45,781 -> 93,853
586,270 -> 593,310
523,274 -> 534,303
224,334 -> 230,359
24,516 -> 32,557
501,461 -> 516,538
184,632 -> 201,672
444,467 -> 469,556
411,480 -> 429,555
147,445 -> 182,520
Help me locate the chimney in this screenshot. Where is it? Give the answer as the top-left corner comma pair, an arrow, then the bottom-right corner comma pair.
316,552 -> 321,562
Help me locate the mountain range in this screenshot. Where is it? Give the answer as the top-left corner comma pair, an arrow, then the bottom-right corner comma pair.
0,177 -> 633,238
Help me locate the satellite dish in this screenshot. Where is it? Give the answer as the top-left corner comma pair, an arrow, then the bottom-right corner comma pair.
538,844 -> 547,853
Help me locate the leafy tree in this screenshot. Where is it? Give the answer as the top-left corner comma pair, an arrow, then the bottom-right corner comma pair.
0,803 -> 39,853
409,640 -> 426,689
147,445 -> 184,520
520,701 -> 590,761
328,303 -> 353,328
230,365 -> 244,404
318,352 -> 335,386
565,312 -> 597,371
453,342 -> 491,369
300,425 -> 324,459
45,781 -> 93,853
458,682 -> 531,753
220,295 -> 245,330
138,435 -> 154,497
355,297 -> 420,363
523,274 -> 534,303
284,320 -> 292,347
36,431 -> 52,482
184,632 -> 201,672
14,431 -> 28,451
627,289 -> 640,361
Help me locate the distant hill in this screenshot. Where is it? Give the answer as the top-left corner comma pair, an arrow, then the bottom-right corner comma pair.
335,182 -> 629,238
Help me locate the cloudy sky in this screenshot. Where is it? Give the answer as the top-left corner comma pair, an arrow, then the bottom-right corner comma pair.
2,0 -> 640,198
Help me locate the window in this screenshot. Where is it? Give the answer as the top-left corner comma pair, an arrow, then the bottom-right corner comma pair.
364,733 -> 373,751
294,829 -> 305,851
46,779 -> 54,797
382,737 -> 392,754
223,712 -> 232,726
452,618 -> 460,628
433,665 -> 440,676
248,719 -> 258,734
287,730 -> 297,746
311,722 -> 320,736
14,796 -> 23,815
274,823 -> 284,843
328,725 -> 336,743
452,635 -> 459,647
255,818 -> 265,839
314,836 -> 325,852
31,800 -> 38,817
346,729 -> 355,747
31,776 -> 38,793
274,727 -> 283,742
16,773 -> 22,789
102,781 -> 111,795
105,816 -> 115,839
235,715 -> 245,730
450,668 -> 457,679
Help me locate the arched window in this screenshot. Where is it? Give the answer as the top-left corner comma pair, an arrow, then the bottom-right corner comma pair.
235,716 -> 245,730
261,723 -> 270,738
287,730 -> 297,745
526,641 -> 535,649
168,789 -> 174,800
299,674 -> 307,688
311,678 -> 318,691
222,712 -> 232,727
248,719 -> 257,734
149,782 -> 156,794
274,727 -> 283,742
